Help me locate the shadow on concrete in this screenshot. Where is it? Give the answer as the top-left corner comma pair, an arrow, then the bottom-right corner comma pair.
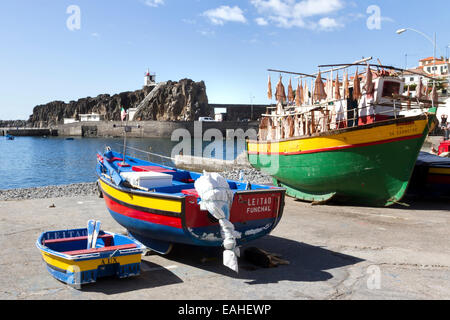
80,260 -> 183,295
164,235 -> 364,285
300,196 -> 450,212
391,196 -> 450,211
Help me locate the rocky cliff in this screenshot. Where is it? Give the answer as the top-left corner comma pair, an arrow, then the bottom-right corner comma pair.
133,79 -> 209,121
0,120 -> 28,128
28,79 -> 209,127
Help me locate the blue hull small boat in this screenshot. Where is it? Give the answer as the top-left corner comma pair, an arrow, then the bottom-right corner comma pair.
36,227 -> 145,287
5,134 -> 14,140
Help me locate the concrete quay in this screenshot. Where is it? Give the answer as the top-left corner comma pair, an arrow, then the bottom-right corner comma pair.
0,195 -> 449,300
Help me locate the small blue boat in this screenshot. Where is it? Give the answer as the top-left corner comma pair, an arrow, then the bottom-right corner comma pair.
5,134 -> 14,140
36,227 -> 145,287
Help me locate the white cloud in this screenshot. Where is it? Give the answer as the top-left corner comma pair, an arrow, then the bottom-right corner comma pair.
143,0 -> 165,8
203,5 -> 247,25
318,17 -> 343,30
250,0 -> 345,30
199,29 -> 215,37
91,32 -> 100,37
381,16 -> 395,23
255,17 -> 269,26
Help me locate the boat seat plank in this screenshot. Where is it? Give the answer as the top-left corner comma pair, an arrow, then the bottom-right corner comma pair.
62,243 -> 137,256
43,234 -> 113,245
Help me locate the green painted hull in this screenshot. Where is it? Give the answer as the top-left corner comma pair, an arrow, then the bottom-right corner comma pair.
248,114 -> 436,207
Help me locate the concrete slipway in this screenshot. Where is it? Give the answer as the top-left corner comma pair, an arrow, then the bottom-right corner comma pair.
0,195 -> 449,300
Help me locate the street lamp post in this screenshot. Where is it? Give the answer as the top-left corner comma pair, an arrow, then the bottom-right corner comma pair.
250,95 -> 255,120
396,28 -> 437,86
447,45 -> 450,98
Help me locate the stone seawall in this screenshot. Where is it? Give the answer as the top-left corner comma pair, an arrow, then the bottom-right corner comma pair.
55,120 -> 259,138
0,128 -> 58,136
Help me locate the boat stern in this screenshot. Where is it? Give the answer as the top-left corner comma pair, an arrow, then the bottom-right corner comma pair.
183,188 -> 285,246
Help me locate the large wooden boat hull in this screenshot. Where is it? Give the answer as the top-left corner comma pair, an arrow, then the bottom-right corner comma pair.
247,112 -> 437,207
96,152 -> 286,254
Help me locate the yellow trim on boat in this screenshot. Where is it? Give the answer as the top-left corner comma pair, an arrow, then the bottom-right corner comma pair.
248,119 -> 428,154
40,250 -> 141,272
99,180 -> 182,214
429,168 -> 450,175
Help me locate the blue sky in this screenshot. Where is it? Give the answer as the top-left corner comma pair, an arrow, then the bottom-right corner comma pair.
1,0 -> 449,120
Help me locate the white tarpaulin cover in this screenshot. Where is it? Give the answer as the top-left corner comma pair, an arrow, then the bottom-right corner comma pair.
194,172 -> 241,272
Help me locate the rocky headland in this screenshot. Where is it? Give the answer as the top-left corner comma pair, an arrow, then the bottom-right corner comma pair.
27,79 -> 209,128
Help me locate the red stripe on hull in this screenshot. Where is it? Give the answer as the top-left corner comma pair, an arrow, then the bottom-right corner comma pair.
427,174 -> 450,184
248,134 -> 423,156
104,195 -> 183,229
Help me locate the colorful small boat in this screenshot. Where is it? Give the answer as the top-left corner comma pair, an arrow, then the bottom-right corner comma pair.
247,60 -> 439,207
408,151 -> 450,198
96,149 -> 286,255
36,228 -> 145,287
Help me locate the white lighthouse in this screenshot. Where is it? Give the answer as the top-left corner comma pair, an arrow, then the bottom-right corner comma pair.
144,68 -> 156,87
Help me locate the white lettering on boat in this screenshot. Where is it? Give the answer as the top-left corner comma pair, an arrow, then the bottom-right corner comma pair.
246,196 -> 272,214
45,230 -> 87,240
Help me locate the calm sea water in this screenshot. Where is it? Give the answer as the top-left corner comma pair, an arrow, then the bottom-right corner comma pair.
0,136 -> 245,190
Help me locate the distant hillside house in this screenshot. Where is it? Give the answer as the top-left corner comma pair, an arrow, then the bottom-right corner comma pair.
79,113 -> 103,122
418,57 -> 449,77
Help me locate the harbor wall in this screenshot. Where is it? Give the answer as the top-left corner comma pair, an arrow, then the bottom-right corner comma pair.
0,128 -> 57,136
55,120 -> 259,138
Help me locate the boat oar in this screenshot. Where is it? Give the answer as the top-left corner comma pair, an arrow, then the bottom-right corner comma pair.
87,220 -> 95,249
91,221 -> 101,249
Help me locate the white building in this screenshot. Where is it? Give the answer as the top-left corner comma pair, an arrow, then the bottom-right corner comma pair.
418,57 -> 449,77
144,69 -> 156,87
402,56 -> 449,98
128,108 -> 138,121
402,68 -> 430,87
79,113 -> 103,122
63,118 -> 79,124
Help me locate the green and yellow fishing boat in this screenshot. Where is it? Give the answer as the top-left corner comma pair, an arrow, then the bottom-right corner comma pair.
247,59 -> 439,207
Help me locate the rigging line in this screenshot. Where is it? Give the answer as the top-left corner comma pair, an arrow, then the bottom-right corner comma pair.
112,143 -> 176,161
